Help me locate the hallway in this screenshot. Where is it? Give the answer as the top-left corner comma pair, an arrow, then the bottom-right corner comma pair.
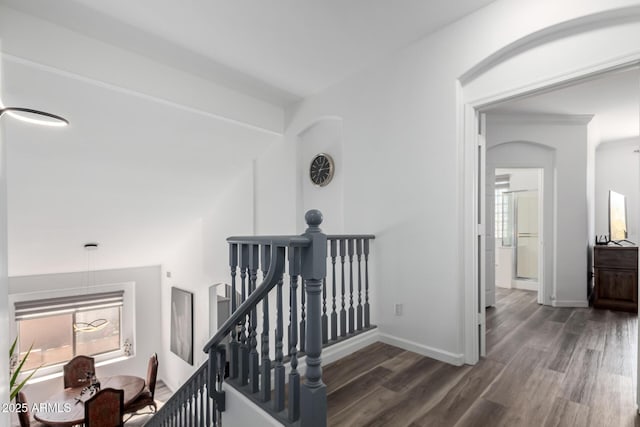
325,289 -> 638,426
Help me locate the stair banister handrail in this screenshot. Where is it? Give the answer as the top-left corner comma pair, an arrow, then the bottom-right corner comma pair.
327,234 -> 376,240
226,235 -> 312,246
203,238 -> 308,353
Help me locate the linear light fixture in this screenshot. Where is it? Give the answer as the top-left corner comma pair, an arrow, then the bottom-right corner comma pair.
74,242 -> 110,333
0,106 -> 69,127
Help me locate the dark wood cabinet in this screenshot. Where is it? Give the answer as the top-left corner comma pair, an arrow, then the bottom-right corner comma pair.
593,246 -> 638,312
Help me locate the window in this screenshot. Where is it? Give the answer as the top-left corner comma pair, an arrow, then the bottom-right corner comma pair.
495,174 -> 513,247
14,291 -> 123,371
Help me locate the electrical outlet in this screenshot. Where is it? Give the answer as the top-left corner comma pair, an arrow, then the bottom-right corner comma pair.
394,303 -> 403,316
166,271 -> 172,278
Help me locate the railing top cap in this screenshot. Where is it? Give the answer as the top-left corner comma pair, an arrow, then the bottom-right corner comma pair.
327,234 -> 376,240
226,235 -> 311,246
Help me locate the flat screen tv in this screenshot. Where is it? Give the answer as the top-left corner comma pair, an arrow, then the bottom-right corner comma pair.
609,190 -> 627,241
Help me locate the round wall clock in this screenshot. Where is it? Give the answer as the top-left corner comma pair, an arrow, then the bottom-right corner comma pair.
309,153 -> 335,187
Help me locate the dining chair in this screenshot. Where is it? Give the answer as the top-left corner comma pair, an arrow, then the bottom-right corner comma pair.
63,355 -> 96,388
84,388 -> 124,427
124,353 -> 158,421
16,391 -> 46,427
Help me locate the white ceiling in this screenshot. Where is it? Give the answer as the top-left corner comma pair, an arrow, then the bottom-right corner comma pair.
486,67 -> 640,144
1,0 -> 497,105
0,0 -> 499,276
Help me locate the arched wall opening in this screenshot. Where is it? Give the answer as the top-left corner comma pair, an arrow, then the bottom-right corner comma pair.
459,8 -> 640,367
486,140 -> 555,311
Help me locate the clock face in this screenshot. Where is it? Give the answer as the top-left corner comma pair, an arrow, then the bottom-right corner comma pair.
309,153 -> 334,187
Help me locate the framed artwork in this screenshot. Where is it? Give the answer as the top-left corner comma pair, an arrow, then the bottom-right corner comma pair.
170,287 -> 194,365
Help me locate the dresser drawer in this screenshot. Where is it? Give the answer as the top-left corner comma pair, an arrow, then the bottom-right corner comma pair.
594,247 -> 638,269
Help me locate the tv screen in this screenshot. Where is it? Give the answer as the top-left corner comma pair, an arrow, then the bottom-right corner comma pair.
609,190 -> 627,241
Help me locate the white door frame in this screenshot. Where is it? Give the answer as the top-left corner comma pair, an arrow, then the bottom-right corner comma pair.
460,57 -> 640,366
489,166 -> 545,303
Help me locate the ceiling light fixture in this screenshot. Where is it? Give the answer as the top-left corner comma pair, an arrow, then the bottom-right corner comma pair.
0,106 -> 69,127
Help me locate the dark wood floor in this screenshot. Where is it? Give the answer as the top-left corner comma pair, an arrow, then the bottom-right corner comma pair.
324,288 -> 639,426
122,380 -> 171,426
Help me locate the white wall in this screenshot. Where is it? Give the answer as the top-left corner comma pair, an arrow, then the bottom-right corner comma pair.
202,166 -> 255,284
266,0 -> 640,363
498,168 -> 540,191
595,138 -> 640,243
586,118 -> 600,295
487,115 -> 590,307
8,265 -> 161,404
161,167 -> 255,391
297,118 -> 344,233
160,222 -> 207,391
255,140 -> 297,235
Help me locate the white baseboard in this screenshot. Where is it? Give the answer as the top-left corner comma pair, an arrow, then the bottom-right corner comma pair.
378,333 -> 465,366
294,329 -> 379,379
512,280 -> 538,292
319,328 -> 380,366
552,299 -> 589,308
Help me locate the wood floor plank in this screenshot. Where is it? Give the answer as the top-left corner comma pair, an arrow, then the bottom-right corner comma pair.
486,291 -> 540,350
323,342 -> 404,392
527,320 -> 564,352
409,358 -> 505,427
378,349 -> 423,372
363,363 -> 470,427
452,398 -> 508,427
497,367 -> 564,427
483,346 -> 548,408
547,307 -> 573,324
563,309 -> 590,334
327,366 -> 393,417
328,385 -> 398,427
559,348 -> 602,404
542,397 -> 589,427
576,319 -> 607,352
601,314 -> 634,377
547,331 -> 580,373
381,355 -> 442,392
586,371 -> 632,427
321,288 -> 637,427
486,295 -> 554,364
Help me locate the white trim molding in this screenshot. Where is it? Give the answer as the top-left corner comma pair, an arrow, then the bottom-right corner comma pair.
488,113 -> 594,126
552,299 -> 589,308
378,333 -> 465,366
317,329 -> 380,367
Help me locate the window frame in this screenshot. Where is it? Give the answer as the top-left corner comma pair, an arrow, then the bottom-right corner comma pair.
494,174 -> 512,247
9,282 -> 135,381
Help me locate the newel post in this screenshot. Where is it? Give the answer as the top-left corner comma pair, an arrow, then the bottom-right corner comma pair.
300,210 -> 327,427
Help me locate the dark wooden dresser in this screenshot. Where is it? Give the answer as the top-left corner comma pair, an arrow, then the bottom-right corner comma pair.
593,246 -> 638,312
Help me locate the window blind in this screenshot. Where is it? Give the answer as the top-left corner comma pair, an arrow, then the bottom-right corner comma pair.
14,291 -> 124,320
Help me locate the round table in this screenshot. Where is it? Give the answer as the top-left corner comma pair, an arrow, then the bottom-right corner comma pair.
33,375 -> 145,426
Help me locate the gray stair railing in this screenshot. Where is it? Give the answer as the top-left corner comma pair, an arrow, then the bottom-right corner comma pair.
147,210 -> 375,427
